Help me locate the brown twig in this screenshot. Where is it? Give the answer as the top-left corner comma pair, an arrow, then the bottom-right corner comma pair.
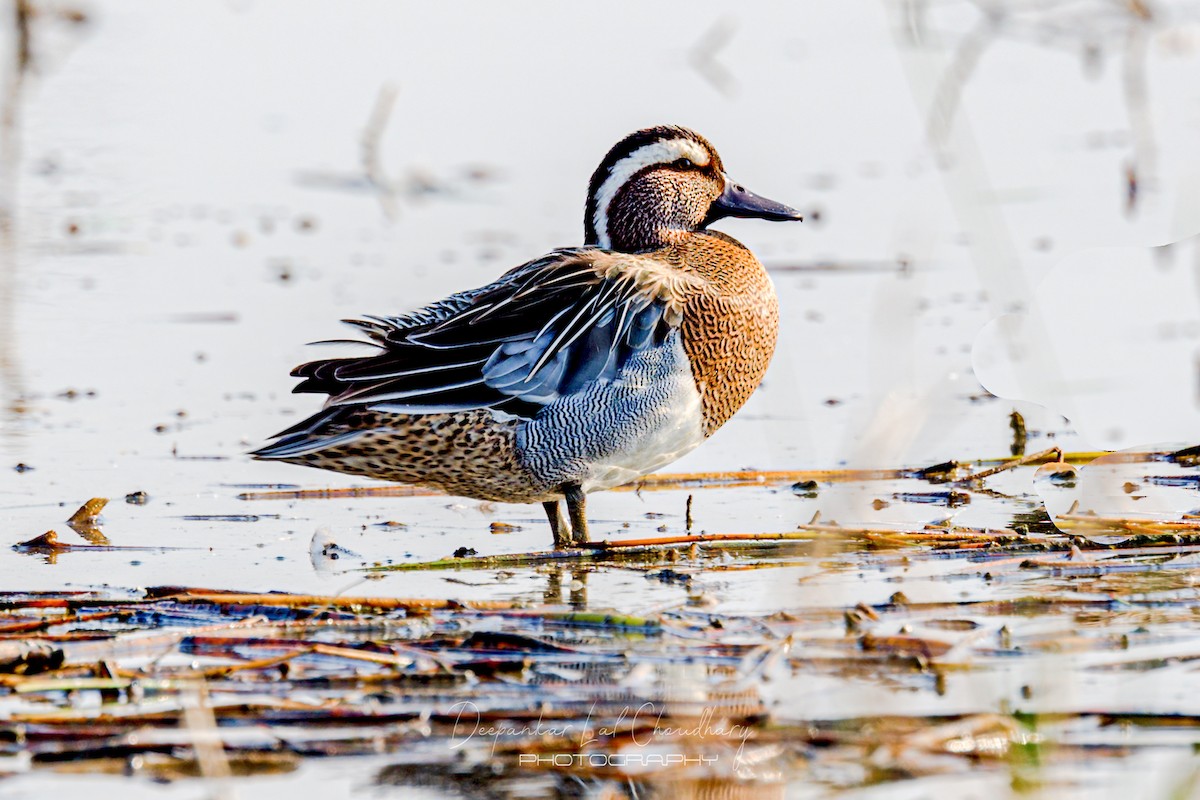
953,446 -> 1063,484
163,591 -> 515,611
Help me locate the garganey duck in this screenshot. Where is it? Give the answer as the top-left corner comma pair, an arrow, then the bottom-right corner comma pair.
254,125 -> 802,547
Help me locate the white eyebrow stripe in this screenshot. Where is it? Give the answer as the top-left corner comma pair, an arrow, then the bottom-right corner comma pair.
592,138 -> 710,249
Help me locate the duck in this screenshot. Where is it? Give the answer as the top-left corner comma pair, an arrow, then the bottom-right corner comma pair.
253,125 -> 803,548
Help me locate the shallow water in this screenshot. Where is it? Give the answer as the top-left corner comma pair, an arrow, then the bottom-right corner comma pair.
2,1 -> 1200,797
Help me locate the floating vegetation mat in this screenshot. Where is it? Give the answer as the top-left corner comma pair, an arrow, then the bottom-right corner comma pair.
6,447 -> 1200,795
6,551 -> 1200,798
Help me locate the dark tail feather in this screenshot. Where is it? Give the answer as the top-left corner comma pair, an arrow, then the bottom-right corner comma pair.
290,357 -> 350,395
250,406 -> 356,460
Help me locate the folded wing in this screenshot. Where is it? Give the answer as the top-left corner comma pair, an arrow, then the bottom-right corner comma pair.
287,249 -> 681,421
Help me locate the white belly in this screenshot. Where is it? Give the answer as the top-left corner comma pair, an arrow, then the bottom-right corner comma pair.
577,377 -> 705,492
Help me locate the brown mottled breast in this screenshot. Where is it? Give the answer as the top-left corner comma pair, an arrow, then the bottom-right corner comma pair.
656,232 -> 779,435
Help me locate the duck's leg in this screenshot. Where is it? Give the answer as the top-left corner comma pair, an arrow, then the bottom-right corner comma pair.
563,482 -> 589,545
543,500 -> 571,549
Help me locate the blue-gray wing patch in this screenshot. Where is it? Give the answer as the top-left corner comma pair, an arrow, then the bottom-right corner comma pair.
285,251 -> 676,419
479,296 -> 665,405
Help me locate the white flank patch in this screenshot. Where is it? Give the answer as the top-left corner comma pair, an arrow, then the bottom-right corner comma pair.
592,138 -> 710,248
580,377 -> 706,493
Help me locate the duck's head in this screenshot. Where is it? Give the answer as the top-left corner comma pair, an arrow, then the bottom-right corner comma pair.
584,125 -> 803,253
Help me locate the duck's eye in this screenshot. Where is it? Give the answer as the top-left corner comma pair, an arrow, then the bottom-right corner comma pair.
670,157 -> 694,170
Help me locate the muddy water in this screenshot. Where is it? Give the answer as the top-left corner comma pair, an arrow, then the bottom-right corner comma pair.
2,1 -> 1200,797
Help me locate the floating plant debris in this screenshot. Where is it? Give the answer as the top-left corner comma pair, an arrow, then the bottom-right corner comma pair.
237,450 -> 1116,502
2,562 -> 1200,794
181,514 -> 277,523
5,429 -> 1198,794
65,498 -> 109,544
891,490 -> 971,506
11,531 -> 195,562
66,497 -> 107,528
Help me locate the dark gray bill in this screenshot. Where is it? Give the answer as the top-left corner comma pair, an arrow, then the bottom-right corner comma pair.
704,176 -> 804,225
